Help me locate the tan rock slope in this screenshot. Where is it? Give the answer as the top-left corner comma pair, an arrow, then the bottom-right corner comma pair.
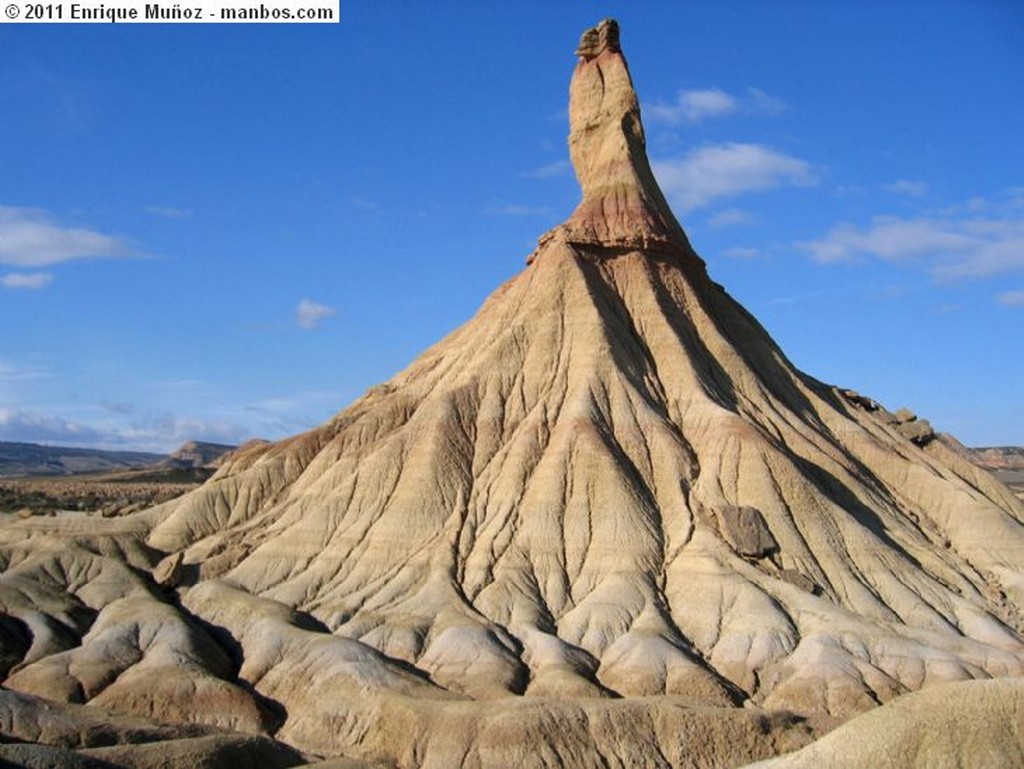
743,677 -> 1024,769
2,18 -> 1023,768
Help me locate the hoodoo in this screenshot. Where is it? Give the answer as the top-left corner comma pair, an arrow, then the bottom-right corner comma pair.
1,19 -> 1022,769
556,18 -> 696,256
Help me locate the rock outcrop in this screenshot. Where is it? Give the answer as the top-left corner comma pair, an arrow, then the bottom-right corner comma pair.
163,441 -> 238,470
1,18 -> 1022,769
716,505 -> 778,559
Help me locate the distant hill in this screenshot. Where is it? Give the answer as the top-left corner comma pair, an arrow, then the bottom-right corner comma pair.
0,440 -> 239,478
0,441 -> 166,478
162,441 -> 238,470
968,446 -> 1024,496
968,445 -> 1024,471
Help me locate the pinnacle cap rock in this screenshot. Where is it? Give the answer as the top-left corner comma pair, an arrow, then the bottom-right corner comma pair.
574,17 -> 620,59
538,18 -> 700,264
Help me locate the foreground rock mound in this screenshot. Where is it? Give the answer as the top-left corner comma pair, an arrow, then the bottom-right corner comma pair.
1,18 -> 1022,768
0,689 -> 307,769
744,677 -> 1024,769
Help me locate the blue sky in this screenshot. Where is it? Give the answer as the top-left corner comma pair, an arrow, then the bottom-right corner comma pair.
1,2 -> 1022,452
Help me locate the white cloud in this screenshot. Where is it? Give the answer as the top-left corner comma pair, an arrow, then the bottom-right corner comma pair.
144,205 -> 191,218
996,290 -> 1024,306
522,160 -> 571,179
648,88 -> 737,125
707,208 -> 758,228
883,179 -> 929,197
647,87 -> 785,125
0,407 -> 106,446
2,271 -> 53,289
801,218 -> 973,263
295,299 -> 336,330
799,209 -> 1024,278
0,206 -> 133,267
0,406 -> 253,453
653,143 -> 817,211
116,415 -> 252,451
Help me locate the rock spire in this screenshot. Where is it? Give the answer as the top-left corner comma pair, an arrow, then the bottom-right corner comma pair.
548,17 -> 698,260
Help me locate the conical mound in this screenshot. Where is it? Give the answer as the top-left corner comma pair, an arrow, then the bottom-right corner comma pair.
2,18 -> 1022,767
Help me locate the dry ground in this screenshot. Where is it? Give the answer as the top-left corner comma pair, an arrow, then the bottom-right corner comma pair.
0,467 -> 213,518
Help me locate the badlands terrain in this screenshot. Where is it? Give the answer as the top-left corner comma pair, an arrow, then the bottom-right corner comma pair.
1,19 -> 1022,769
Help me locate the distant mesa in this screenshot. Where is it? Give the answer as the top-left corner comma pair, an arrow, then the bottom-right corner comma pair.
162,440 -> 241,470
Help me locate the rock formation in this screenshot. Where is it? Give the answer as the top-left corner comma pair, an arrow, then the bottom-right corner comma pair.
551,17 -> 696,255
1,18 -> 1022,768
162,441 -> 238,470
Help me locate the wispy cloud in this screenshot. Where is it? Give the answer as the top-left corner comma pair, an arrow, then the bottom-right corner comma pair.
295,298 -> 336,330
723,246 -> 762,260
648,88 -> 737,125
522,160 -> 571,179
101,400 -> 135,415
0,407 -> 105,446
0,361 -> 49,382
996,289 -> 1024,306
0,206 -> 133,267
118,415 -> 252,451
144,205 -> 191,219
707,208 -> 759,228
2,271 -> 53,289
0,405 -> 253,453
647,87 -> 785,125
242,389 -> 340,435
883,179 -> 929,197
653,143 -> 816,211
799,204 -> 1024,279
801,218 -> 973,263
484,204 -> 554,217
746,88 -> 786,115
